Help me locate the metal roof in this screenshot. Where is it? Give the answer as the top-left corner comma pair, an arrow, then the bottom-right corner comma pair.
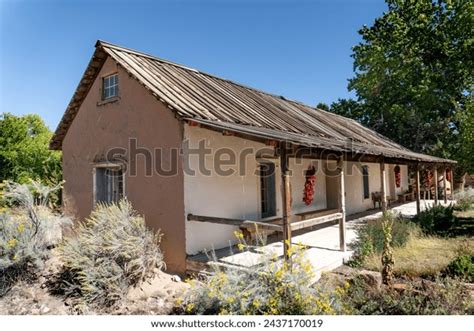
50,41 -> 455,164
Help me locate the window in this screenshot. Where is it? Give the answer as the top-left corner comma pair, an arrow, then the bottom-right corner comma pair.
102,74 -> 119,100
259,162 -> 276,218
95,167 -> 124,204
362,165 -> 369,199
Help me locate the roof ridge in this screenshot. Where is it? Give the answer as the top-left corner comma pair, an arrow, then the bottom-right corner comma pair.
96,40 -> 315,110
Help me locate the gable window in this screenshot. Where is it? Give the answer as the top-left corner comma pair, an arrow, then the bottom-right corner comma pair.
259,162 -> 276,218
94,166 -> 124,204
362,165 -> 369,199
102,74 -> 119,100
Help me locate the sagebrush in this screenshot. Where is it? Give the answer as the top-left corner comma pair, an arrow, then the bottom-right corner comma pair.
55,200 -> 164,310
0,180 -> 70,296
454,188 -> 474,212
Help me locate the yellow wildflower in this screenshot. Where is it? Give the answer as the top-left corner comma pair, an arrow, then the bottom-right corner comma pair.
7,238 -> 17,249
234,231 -> 244,239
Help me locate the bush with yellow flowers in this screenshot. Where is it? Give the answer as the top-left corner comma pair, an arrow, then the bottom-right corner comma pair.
0,180 -> 71,296
179,231 -> 349,315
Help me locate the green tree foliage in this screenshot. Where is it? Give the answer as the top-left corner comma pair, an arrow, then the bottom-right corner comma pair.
330,0 -> 473,168
0,113 -> 61,184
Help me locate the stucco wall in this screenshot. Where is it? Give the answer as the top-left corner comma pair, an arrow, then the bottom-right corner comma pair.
183,125 -> 328,255
183,125 -> 274,255
61,57 -> 186,273
344,162 -> 409,214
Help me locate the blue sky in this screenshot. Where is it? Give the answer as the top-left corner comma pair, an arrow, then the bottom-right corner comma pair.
0,0 -> 386,131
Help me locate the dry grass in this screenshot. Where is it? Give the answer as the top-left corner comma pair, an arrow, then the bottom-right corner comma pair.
364,236 -> 474,278
454,209 -> 474,219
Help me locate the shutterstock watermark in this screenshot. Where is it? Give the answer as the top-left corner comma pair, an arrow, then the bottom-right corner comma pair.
100,137 -> 370,178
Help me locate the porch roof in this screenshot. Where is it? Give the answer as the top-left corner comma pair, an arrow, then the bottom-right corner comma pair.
187,118 -> 454,164
49,41 -> 456,165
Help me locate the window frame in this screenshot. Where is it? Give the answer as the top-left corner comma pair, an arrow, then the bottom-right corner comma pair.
92,163 -> 125,206
102,73 -> 119,100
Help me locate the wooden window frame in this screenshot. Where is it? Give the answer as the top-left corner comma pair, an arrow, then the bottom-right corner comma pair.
92,163 -> 125,206
102,73 -> 119,100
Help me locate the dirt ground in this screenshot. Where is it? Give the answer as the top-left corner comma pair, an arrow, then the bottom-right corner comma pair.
0,251 -> 189,315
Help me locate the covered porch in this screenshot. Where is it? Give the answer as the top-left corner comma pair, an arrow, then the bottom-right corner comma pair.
184,119 -> 456,273
187,200 -> 454,278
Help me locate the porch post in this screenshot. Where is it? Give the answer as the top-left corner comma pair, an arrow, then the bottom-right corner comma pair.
337,155 -> 346,252
433,166 -> 439,206
450,168 -> 455,201
380,158 -> 387,212
443,167 -> 448,204
415,163 -> 421,214
279,142 -> 292,263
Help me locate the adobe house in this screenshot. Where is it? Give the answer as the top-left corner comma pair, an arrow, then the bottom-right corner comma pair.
50,41 -> 455,274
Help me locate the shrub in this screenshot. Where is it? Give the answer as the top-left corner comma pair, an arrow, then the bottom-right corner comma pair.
179,234 -> 348,315
346,277 -> 472,315
55,200 -> 164,310
347,213 -> 421,267
454,189 -> 474,212
444,255 -> 474,282
0,181 -> 70,296
411,204 -> 457,235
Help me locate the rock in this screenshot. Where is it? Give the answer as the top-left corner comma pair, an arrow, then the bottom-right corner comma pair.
171,275 -> 181,282
333,265 -> 357,277
356,270 -> 382,290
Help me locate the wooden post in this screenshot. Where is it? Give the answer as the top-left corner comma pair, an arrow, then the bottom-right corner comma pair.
443,167 -> 448,204
380,158 -> 387,212
450,168 -> 454,201
337,155 -> 346,252
415,164 -> 421,215
279,142 -> 292,263
433,166 -> 439,206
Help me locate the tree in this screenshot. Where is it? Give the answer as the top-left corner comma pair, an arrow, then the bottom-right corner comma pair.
331,0 -> 473,168
315,102 -> 330,111
0,113 -> 61,184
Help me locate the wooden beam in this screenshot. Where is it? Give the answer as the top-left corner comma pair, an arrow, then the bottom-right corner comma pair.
380,158 -> 387,212
291,212 -> 343,231
433,166 -> 439,205
280,142 -> 292,262
187,214 -> 284,232
337,155 -> 346,252
415,163 -> 421,214
443,167 -> 448,204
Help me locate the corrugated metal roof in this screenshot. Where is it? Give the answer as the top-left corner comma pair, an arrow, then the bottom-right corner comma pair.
50,41 -> 455,164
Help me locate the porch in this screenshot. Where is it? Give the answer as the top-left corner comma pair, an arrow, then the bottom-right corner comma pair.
186,200 -> 453,278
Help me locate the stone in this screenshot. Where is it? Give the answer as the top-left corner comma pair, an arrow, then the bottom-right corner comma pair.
356,270 -> 382,290
171,275 -> 181,282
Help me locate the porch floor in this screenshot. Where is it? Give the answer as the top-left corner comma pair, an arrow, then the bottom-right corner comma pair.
186,200 -> 454,280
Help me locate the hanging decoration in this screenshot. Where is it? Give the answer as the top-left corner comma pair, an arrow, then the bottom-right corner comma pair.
394,165 -> 401,188
303,165 -> 316,206
426,170 -> 433,188
446,169 -> 451,182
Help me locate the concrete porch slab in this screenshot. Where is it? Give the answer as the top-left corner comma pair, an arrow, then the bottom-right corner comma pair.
187,200 -> 453,278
